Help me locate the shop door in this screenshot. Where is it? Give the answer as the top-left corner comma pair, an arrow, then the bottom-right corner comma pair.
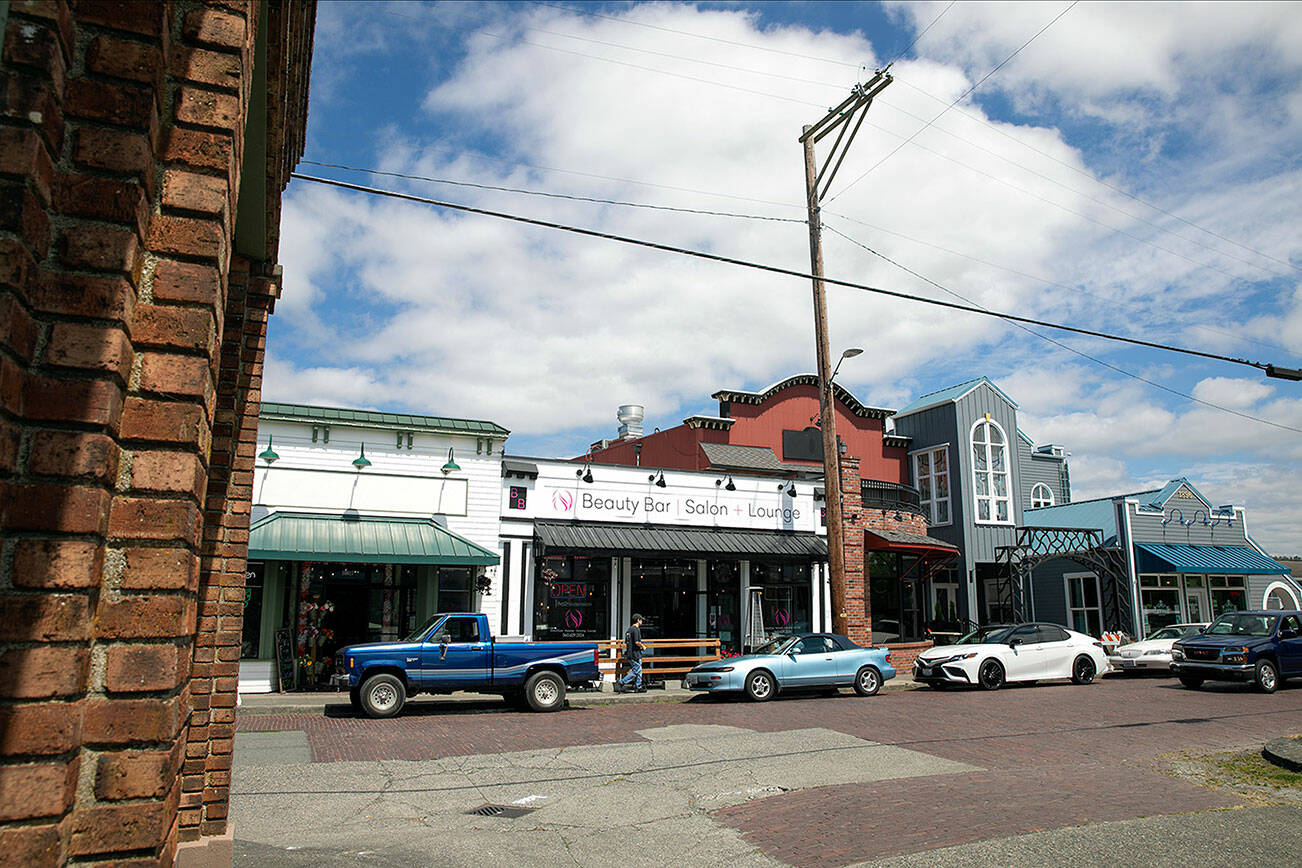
707,561 -> 741,653
1184,585 -> 1210,624
631,559 -> 698,640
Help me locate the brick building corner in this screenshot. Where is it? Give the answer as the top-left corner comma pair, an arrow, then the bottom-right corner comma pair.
0,2 -> 315,864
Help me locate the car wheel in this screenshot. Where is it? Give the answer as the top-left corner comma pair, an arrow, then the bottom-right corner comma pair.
978,659 -> 1005,691
524,671 -> 566,712
744,670 -> 776,702
853,666 -> 882,697
359,673 -> 406,719
348,687 -> 361,711
1071,655 -> 1097,685
1178,674 -> 1203,689
1254,659 -> 1279,694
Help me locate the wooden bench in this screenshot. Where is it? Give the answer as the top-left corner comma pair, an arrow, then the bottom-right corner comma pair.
596,637 -> 722,682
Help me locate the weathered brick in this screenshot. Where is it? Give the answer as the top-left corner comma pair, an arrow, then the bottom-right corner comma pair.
60,224 -> 140,275
64,78 -> 157,133
27,430 -> 119,482
183,7 -> 247,50
139,352 -> 213,399
0,700 -> 82,755
108,496 -> 202,544
53,172 -> 149,236
0,758 -> 78,821
146,214 -> 224,260
105,643 -> 189,692
95,745 -> 179,800
0,237 -> 35,292
0,184 -> 52,259
2,15 -> 66,94
72,126 -> 153,183
151,258 -> 221,305
0,126 -> 56,204
83,695 -> 182,745
12,539 -> 104,590
0,291 -> 39,360
132,304 -> 214,354
86,33 -> 164,87
44,322 -> 133,381
158,125 -> 232,173
69,801 -> 171,857
170,45 -> 242,91
0,482 -> 111,534
68,0 -> 163,37
0,820 -> 65,866
120,396 -> 210,448
21,374 -> 125,427
162,169 -> 227,216
2,71 -> 65,152
128,449 -> 206,495
120,546 -> 198,591
28,271 -> 136,319
0,416 -> 18,473
0,592 -> 92,642
0,645 -> 90,699
174,86 -> 240,133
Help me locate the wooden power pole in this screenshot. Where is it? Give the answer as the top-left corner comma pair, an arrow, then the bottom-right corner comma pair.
799,71 -> 892,636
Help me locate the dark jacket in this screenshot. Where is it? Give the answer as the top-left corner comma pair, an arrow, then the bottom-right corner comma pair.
624,624 -> 643,661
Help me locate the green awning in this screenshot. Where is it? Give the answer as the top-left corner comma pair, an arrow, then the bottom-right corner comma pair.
249,512 -> 498,566
1134,543 -> 1287,576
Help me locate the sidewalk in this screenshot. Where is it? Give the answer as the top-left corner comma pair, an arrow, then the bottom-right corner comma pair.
238,678 -> 920,715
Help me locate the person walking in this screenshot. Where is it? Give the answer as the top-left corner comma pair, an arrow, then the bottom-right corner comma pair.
616,614 -> 646,693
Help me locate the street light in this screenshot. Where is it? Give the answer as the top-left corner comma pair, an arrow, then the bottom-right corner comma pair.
831,347 -> 863,381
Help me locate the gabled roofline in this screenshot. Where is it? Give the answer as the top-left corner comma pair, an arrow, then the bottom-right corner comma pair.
712,374 -> 893,419
892,376 -> 1019,420
260,401 -> 510,437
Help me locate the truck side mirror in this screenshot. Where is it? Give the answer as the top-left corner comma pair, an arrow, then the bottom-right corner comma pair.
1281,628 -> 1299,640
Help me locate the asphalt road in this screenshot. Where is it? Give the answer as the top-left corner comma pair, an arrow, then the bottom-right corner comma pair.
233,675 -> 1302,866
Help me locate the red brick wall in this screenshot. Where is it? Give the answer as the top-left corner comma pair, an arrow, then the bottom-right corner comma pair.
0,2 -> 306,863
884,641 -> 933,673
838,456 -> 868,644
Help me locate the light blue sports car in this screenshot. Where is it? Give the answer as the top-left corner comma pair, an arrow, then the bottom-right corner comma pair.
685,633 -> 895,701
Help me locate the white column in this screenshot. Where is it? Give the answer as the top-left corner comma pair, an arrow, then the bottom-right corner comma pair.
621,556 -> 633,630
696,559 -> 707,638
521,545 -> 534,640
609,556 -> 620,641
810,563 -> 821,632
739,560 -> 750,642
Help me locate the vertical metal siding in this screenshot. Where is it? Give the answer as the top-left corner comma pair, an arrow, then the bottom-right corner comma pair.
952,383 -> 1020,565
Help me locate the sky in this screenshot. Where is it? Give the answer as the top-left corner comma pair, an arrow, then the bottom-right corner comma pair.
271,0 -> 1302,553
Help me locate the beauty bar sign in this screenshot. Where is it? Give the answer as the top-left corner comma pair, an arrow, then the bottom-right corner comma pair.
541,484 -> 813,532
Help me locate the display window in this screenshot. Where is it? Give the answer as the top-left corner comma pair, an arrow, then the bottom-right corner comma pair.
751,562 -> 811,635
534,555 -> 611,641
1140,574 -> 1183,633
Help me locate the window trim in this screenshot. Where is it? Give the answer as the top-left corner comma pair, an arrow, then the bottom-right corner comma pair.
1263,580 -> 1301,611
969,418 -> 1014,526
1029,482 -> 1054,509
909,442 -> 953,527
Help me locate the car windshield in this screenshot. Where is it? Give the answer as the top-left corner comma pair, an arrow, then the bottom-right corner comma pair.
751,636 -> 798,656
403,613 -> 446,643
1204,613 -> 1276,637
956,625 -> 1013,645
1146,627 -> 1183,641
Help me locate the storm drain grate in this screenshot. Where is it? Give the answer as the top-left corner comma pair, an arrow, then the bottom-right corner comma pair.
466,804 -> 536,819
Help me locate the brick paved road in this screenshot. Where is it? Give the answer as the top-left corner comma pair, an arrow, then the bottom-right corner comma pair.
237,678 -> 1302,865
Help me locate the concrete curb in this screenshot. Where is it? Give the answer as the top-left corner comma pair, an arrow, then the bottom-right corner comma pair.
1262,736 -> 1302,773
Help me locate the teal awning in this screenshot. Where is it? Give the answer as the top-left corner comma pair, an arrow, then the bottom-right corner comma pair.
1134,543 -> 1287,576
249,512 -> 498,566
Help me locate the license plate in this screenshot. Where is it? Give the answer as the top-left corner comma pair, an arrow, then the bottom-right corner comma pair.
1122,661 -> 1136,668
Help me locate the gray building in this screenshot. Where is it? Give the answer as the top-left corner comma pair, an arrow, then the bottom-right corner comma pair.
890,377 -> 1070,627
1023,478 -> 1299,639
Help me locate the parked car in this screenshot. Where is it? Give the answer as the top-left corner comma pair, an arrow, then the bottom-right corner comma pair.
684,633 -> 894,701
1108,623 -> 1208,673
1171,610 -> 1302,693
913,622 -> 1109,690
332,612 -> 600,717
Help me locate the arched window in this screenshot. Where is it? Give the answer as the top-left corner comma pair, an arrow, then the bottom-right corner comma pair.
971,418 -> 1013,523
1030,482 -> 1055,509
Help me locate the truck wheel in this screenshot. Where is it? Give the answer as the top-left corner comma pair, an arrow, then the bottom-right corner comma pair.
359,673 -> 406,719
1254,659 -> 1279,694
524,671 -> 565,712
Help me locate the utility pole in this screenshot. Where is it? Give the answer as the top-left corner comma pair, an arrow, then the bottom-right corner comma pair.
799,71 -> 892,637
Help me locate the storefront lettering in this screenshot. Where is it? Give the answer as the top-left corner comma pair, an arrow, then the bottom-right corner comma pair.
574,491 -> 800,523
748,504 -> 800,522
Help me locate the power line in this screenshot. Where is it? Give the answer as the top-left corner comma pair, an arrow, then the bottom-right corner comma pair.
830,0 -> 1079,202
288,173 -> 1301,419
298,159 -> 804,224
882,1 -> 956,69
822,222 -> 1302,435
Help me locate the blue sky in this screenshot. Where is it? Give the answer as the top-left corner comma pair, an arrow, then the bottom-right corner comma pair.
271,1 -> 1302,552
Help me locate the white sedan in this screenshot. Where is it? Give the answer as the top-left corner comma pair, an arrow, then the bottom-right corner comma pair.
1108,623 -> 1207,673
913,622 -> 1109,690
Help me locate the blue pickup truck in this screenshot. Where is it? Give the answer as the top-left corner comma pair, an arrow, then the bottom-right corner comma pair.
1171,610 -> 1302,693
331,612 -> 600,717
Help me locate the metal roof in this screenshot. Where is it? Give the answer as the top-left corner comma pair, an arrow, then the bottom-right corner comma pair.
502,459 -> 539,479
534,521 -> 826,561
249,511 -> 499,565
699,442 -> 806,474
1134,543 -> 1288,576
892,377 -> 1019,418
259,401 -> 509,437
864,528 -> 958,552
712,374 -> 894,419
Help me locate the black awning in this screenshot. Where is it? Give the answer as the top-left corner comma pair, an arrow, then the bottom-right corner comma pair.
534,521 -> 826,561
502,459 -> 539,479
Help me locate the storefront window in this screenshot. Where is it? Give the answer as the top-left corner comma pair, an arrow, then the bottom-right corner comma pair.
1209,575 -> 1247,616
241,561 -> 265,658
1140,574 -> 1182,633
631,558 -> 698,639
707,560 -> 741,653
295,563 -> 420,687
438,567 -> 473,613
751,562 -> 811,635
1066,574 -> 1102,637
534,555 -> 611,641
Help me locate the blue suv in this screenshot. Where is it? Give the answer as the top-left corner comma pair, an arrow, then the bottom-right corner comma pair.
1171,610 -> 1302,693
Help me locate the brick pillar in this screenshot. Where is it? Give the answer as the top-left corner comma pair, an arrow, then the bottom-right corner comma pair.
838,455 -> 868,644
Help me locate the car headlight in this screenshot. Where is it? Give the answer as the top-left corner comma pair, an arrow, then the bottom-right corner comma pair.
953,652 -> 978,661
709,666 -> 734,673
1171,647 -> 1184,660
1222,646 -> 1248,664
